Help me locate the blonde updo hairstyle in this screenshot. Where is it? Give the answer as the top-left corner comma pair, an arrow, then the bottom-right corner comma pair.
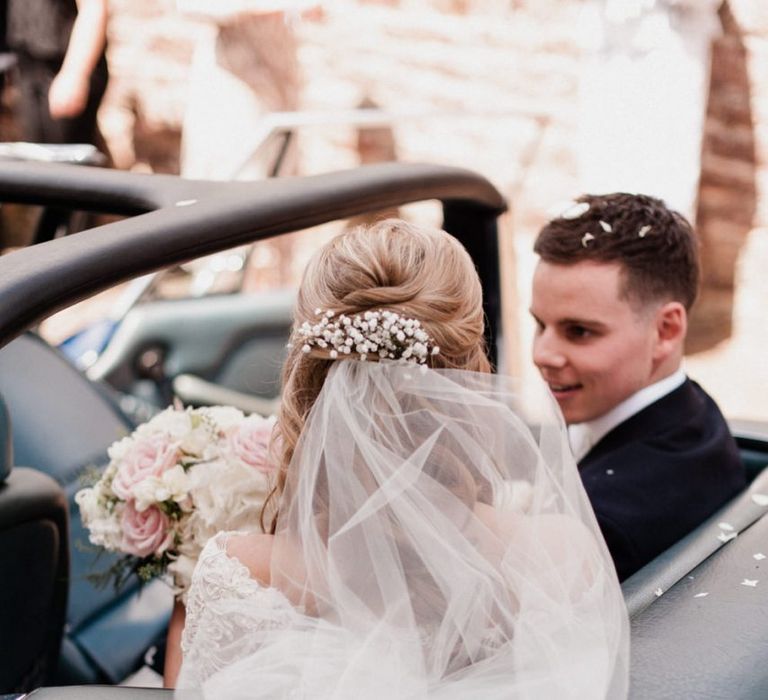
261,219 -> 491,532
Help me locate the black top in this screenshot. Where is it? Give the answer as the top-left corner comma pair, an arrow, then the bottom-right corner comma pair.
579,379 -> 745,581
7,0 -> 77,60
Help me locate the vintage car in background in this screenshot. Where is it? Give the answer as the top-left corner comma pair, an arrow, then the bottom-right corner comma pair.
0,159 -> 766,699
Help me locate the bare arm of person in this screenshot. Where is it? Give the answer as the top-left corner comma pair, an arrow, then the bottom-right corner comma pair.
163,599 -> 186,688
48,0 -> 108,119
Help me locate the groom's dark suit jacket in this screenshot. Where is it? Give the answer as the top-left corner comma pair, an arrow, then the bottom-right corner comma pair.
578,379 -> 745,581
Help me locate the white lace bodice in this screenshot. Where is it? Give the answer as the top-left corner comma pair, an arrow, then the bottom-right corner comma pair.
177,531 -> 299,688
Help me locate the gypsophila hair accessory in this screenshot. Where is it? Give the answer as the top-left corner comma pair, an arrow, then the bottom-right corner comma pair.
291,309 -> 440,364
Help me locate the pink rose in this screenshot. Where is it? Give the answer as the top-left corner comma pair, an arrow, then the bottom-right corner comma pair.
228,415 -> 276,473
111,433 -> 180,500
121,502 -> 172,558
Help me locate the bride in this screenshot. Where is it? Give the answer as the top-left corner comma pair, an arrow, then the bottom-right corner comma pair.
166,219 -> 629,698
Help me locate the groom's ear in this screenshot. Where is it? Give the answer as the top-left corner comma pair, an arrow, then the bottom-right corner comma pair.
652,301 -> 687,361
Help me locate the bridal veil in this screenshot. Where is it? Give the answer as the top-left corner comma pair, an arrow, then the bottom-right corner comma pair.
178,361 -> 629,699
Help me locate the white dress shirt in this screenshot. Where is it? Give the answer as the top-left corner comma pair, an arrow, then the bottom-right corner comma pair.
568,368 -> 687,462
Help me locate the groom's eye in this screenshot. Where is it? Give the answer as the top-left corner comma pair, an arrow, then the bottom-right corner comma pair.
565,324 -> 593,341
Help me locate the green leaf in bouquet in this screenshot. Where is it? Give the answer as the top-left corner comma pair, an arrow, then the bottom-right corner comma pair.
84,552 -> 169,593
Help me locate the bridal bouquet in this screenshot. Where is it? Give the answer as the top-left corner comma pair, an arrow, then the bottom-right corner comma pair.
75,404 -> 276,597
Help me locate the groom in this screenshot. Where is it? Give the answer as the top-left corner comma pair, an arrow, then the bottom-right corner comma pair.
529,193 -> 745,581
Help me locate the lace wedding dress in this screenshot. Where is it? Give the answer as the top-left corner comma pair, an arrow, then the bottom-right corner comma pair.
176,362 -> 629,699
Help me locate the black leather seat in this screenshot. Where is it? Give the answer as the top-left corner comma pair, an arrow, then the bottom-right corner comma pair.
0,334 -> 173,685
0,393 -> 69,693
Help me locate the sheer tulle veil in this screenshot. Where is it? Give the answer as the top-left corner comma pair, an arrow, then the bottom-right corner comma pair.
181,360 -> 629,699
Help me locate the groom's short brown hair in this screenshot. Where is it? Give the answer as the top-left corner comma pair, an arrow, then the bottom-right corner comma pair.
534,193 -> 700,311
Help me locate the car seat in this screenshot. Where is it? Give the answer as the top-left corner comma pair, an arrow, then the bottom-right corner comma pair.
0,333 -> 173,685
0,392 -> 69,693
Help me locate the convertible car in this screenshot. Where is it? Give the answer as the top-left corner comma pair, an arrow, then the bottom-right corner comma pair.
0,159 -> 766,699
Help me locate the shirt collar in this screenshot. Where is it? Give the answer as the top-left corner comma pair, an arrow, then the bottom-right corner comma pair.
568,368 -> 687,461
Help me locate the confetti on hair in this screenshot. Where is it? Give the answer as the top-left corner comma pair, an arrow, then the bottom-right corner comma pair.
599,220 -> 612,233
581,233 -> 595,247
638,225 -> 652,238
561,201 -> 590,220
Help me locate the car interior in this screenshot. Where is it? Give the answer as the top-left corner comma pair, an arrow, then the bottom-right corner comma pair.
0,158 -> 766,699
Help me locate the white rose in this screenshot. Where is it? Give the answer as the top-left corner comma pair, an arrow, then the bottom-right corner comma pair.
75,487 -> 104,524
107,435 -> 135,463
132,476 -> 165,511
142,407 -> 193,439
179,424 -> 211,458
202,405 -> 246,431
161,464 -> 190,502
86,500 -> 125,550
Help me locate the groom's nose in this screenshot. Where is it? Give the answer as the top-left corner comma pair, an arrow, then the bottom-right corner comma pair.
532,331 -> 567,371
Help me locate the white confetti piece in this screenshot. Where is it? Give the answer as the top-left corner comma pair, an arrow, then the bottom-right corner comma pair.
606,469 -> 614,476
751,493 -> 768,507
174,199 -> 197,207
754,553 -> 766,561
693,592 -> 709,598
581,233 -> 595,247
741,579 -> 758,587
687,575 -> 695,580
599,220 -> 612,232
717,522 -> 734,531
717,531 -> 737,543
654,587 -> 663,597
638,225 -> 652,238
561,202 -> 590,219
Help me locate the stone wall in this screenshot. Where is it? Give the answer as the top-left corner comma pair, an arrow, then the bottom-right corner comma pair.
92,0 -> 768,419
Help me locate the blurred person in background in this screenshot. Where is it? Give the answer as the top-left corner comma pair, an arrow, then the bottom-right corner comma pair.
177,0 -> 323,290
177,0 -> 323,182
5,0 -> 110,243
6,0 -> 109,148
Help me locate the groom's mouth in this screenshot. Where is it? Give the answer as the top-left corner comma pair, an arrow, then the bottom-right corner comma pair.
547,382 -> 583,400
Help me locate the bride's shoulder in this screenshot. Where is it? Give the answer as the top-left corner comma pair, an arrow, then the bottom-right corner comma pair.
222,531 -> 274,586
